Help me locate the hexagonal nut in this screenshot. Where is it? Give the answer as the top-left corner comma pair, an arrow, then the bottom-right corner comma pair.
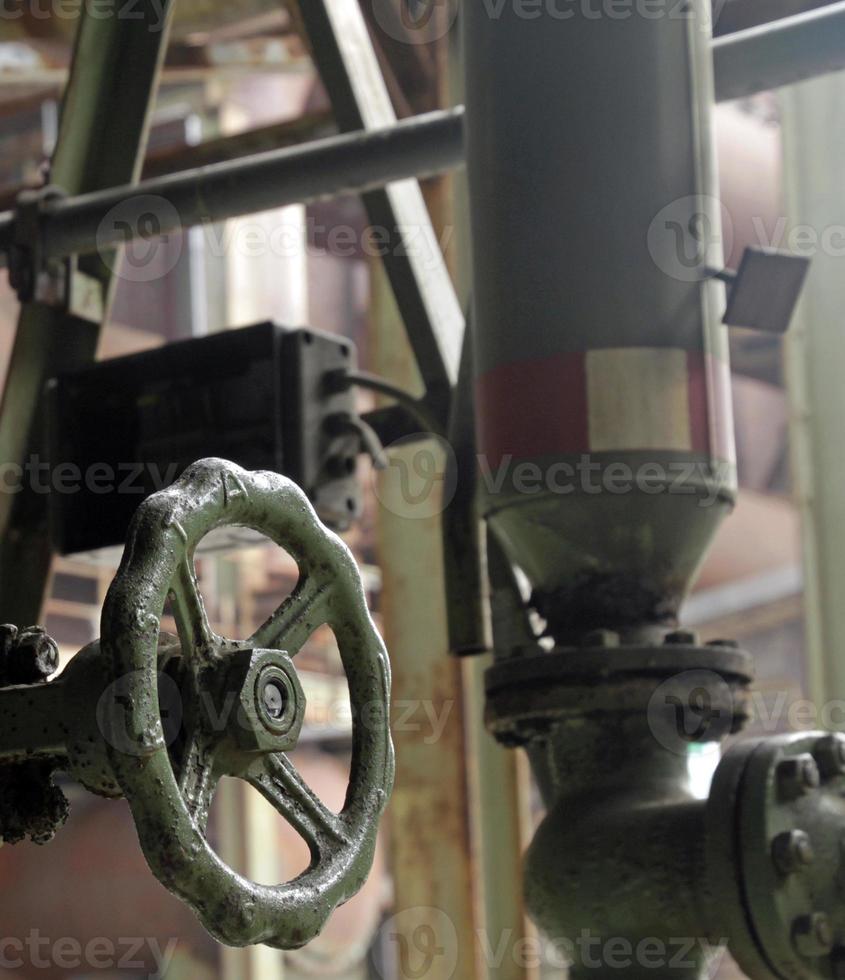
814,734 -> 845,779
771,829 -> 815,875
777,754 -> 821,801
7,626 -> 59,684
793,913 -> 834,958
222,649 -> 306,754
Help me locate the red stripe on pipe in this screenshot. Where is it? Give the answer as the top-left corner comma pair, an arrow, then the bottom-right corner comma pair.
475,351 -> 589,466
687,351 -> 710,456
477,348 -> 735,466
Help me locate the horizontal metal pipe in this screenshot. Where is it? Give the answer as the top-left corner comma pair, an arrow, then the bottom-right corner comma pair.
0,1 -> 837,264
713,0 -> 845,100
0,107 -> 464,260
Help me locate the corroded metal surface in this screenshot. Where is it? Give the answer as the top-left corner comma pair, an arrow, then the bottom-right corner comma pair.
100,458 -> 394,948
0,759 -> 68,845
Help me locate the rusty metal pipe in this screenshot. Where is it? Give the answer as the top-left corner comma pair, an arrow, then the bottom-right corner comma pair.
0,108 -> 464,263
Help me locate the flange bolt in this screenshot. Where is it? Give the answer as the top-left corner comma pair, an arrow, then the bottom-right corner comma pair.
793,913 -> 834,958
813,734 -> 845,779
772,829 -> 815,874
6,627 -> 60,684
777,754 -> 821,800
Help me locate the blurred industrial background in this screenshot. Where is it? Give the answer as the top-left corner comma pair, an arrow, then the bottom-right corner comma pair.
0,1 -> 844,978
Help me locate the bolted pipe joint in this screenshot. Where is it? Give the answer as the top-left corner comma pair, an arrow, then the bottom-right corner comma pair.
519,718 -> 845,979
485,636 -> 753,977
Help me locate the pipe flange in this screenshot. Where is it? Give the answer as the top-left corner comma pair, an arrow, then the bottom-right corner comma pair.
706,732 -> 845,980
485,639 -> 753,746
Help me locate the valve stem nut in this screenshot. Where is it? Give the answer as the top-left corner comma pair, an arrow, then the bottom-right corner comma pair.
772,829 -> 815,874
777,754 -> 821,800
6,626 -> 60,684
793,913 -> 834,958
814,733 -> 845,779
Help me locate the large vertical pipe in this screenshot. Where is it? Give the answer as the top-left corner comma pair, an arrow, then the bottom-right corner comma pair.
463,0 -> 735,640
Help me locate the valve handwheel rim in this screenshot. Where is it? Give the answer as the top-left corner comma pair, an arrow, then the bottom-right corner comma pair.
100,457 -> 394,948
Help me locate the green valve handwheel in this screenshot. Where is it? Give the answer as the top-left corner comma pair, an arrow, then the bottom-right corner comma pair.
100,458 -> 394,949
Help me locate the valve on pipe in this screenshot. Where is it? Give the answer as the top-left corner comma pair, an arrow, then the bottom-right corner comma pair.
461,0 -> 830,977
0,458 -> 394,949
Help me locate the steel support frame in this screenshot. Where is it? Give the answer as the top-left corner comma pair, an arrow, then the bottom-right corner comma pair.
0,0 -> 175,622
713,0 -> 845,101
0,109 -> 464,267
298,4 -> 485,977
277,0 -> 464,420
781,78 -> 845,710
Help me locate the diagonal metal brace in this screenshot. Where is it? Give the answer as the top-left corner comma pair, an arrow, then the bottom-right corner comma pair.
294,0 -> 464,424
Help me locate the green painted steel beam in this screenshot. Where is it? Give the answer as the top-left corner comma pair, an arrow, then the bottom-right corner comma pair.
714,1 -> 845,101
782,76 -> 845,708
0,0 -> 175,622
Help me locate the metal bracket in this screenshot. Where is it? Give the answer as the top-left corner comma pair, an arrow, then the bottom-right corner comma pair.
8,186 -> 104,321
712,245 -> 811,334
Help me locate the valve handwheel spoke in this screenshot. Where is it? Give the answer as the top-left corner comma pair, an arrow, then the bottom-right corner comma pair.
177,736 -> 218,833
247,752 -> 347,853
169,554 -> 216,663
248,574 -> 333,655
100,458 -> 394,949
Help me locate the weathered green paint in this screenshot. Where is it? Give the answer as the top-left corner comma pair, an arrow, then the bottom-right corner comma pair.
100,459 -> 394,948
0,0 -> 175,623
782,75 -> 845,710
514,673 -> 845,978
0,459 -> 394,949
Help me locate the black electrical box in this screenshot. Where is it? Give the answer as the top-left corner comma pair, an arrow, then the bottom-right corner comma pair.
47,321 -> 362,555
